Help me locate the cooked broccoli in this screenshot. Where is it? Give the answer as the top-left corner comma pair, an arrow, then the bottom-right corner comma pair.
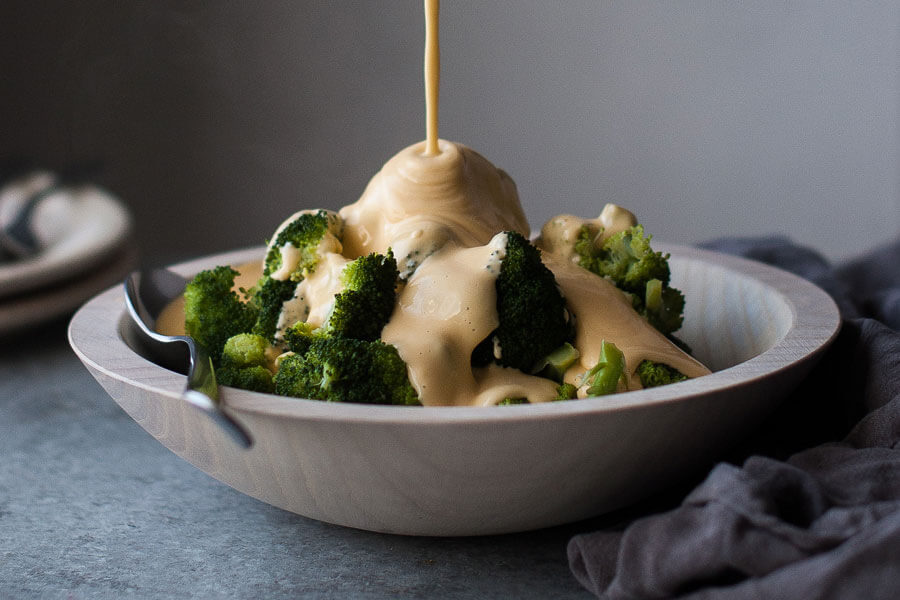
263,209 -> 342,280
636,360 -> 688,388
576,225 -> 668,293
277,248 -> 398,351
222,333 -> 272,368
498,397 -> 529,406
498,382 -> 578,404
274,337 -> 419,405
555,383 -> 578,401
642,277 -> 686,338
249,211 -> 344,342
283,321 -> 316,354
186,203 -> 699,404
472,231 -> 573,373
580,340 -> 626,397
574,224 -> 685,336
323,251 -> 399,341
249,276 -> 297,341
215,333 -> 275,393
217,365 -> 275,394
184,266 -> 258,365
533,342 -> 581,383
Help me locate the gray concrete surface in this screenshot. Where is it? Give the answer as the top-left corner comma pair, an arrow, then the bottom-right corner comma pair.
0,318 -> 594,599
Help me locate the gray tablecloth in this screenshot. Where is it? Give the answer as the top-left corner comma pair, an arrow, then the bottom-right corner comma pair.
569,236 -> 900,599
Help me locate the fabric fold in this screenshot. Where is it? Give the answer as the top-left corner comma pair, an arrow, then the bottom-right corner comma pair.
568,237 -> 900,600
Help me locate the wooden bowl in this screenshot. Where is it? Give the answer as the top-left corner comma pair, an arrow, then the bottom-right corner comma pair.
68,244 -> 840,536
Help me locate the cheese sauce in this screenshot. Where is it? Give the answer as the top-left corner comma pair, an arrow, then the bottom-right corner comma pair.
156,0 -> 711,406
338,140 -> 529,263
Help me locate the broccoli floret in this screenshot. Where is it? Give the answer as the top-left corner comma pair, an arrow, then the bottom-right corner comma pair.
575,224 -> 685,335
580,340 -> 626,397
249,210 -> 344,343
323,251 -> 399,341
184,266 -> 258,365
283,321 -> 317,354
498,397 -> 529,406
249,277 -> 297,341
576,225 -> 669,293
555,383 -> 578,401
217,365 -> 275,394
269,250 -> 409,404
472,231 -> 573,373
222,333 -> 272,368
275,250 -> 398,351
636,360 -> 688,388
643,278 -> 686,335
263,210 -> 342,280
274,337 -> 419,405
215,333 -> 276,393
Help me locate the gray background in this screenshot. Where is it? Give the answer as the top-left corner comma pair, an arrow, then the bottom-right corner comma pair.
2,1 -> 898,266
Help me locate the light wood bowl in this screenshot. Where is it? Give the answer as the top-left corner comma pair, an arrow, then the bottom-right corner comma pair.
69,244 -> 839,536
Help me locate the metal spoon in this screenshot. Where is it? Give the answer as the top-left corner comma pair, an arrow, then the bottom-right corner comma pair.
123,269 -> 253,448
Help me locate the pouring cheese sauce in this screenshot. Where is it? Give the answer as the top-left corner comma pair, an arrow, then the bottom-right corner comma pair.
157,0 -> 710,406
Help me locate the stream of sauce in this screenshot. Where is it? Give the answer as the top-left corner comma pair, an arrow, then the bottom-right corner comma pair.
424,0 -> 440,156
156,0 -> 711,406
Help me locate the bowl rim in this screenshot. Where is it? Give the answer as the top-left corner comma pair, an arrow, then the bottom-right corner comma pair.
69,243 -> 841,426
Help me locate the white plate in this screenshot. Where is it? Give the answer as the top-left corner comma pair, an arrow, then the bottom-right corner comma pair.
0,244 -> 137,337
0,186 -> 132,299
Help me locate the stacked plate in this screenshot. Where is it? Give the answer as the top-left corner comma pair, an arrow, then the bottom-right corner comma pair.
0,172 -> 136,335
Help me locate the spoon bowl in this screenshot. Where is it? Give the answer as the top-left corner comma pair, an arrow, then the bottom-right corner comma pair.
123,269 -> 253,448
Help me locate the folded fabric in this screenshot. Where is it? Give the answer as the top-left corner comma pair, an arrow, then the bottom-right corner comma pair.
568,236 -> 900,600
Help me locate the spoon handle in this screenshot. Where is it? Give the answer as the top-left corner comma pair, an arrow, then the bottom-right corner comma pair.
123,270 -> 254,449
184,344 -> 254,448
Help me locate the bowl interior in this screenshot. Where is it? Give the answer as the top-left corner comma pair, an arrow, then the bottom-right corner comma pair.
673,256 -> 792,371
71,243 -> 841,535
124,247 -> 796,382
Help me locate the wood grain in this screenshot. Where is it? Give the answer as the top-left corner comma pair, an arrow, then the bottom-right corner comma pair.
68,244 -> 840,536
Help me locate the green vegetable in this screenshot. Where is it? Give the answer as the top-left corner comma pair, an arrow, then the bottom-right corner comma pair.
222,333 -> 271,368
472,231 -> 573,372
249,277 -> 297,342
262,209 -> 342,280
183,266 -> 258,365
574,224 -> 685,336
215,333 -> 275,393
282,321 -> 316,355
216,365 -> 274,394
189,207 -> 698,402
498,397 -> 529,406
274,337 -> 419,405
555,383 -> 578,401
636,360 -> 688,388
533,342 -> 581,383
581,341 -> 626,397
250,210 -> 344,342
323,251 -> 399,341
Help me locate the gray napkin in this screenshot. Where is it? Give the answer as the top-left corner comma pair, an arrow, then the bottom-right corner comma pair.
568,236 -> 900,600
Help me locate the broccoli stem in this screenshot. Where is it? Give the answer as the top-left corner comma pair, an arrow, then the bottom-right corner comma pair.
533,342 -> 581,383
583,340 -> 626,396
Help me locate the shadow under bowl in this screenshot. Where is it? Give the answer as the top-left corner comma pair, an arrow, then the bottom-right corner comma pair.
68,244 -> 840,536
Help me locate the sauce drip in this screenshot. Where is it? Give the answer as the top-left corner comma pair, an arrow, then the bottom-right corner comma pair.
156,1 -> 712,406
424,0 -> 440,156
